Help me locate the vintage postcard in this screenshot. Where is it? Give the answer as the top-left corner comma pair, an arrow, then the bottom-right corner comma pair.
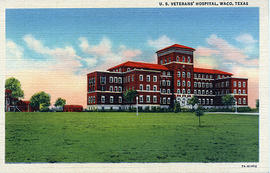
0,0 -> 269,172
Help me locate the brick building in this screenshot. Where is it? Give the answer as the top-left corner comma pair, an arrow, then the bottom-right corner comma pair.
87,44 -> 248,110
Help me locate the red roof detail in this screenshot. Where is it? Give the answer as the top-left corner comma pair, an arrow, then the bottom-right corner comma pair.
194,67 -> 233,75
157,44 -> 195,53
107,61 -> 169,71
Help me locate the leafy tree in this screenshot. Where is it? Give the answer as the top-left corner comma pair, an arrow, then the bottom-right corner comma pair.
30,91 -> 51,112
188,96 -> 199,110
54,98 -> 66,108
5,77 -> 24,99
174,102 -> 181,113
123,89 -> 138,108
222,94 -> 235,108
195,106 -> 204,127
256,99 -> 259,110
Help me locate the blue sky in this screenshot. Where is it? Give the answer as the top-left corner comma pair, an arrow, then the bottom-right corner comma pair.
5,8 -> 259,107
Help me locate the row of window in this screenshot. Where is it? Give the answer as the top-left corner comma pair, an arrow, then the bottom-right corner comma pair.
139,75 -> 158,82
176,89 -> 191,94
139,84 -> 158,91
194,82 -> 213,88
177,71 -> 191,78
194,90 -> 213,95
177,80 -> 191,87
233,89 -> 246,94
161,80 -> 171,86
237,98 -> 246,104
109,76 -> 122,83
194,73 -> 213,79
89,77 -> 96,85
109,86 -> 122,92
198,98 -> 214,105
215,81 -> 229,88
88,96 -> 96,104
101,96 -> 122,104
233,81 -> 246,88
160,56 -> 191,65
139,95 -> 158,103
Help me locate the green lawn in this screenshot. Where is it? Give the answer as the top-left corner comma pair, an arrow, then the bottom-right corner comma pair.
5,112 -> 258,163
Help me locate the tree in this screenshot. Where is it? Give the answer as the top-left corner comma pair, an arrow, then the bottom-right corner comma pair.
5,77 -> 24,99
195,106 -> 204,127
188,96 -> 199,110
30,91 -> 51,112
222,94 -> 235,108
174,102 -> 181,113
256,99 -> 259,110
54,98 -> 66,108
123,89 -> 138,108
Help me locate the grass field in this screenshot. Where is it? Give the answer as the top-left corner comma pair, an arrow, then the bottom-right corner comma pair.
5,112 -> 258,163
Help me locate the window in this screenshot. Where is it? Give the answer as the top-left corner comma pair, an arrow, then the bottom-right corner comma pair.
202,90 -> 205,95
153,85 -> 157,91
211,99 -> 213,105
199,99 -> 201,104
147,75 -> 150,82
187,72 -> 190,78
162,80 -> 166,86
218,75 -> 220,79
210,83 -> 213,88
238,81 -> 241,87
188,56 -> 191,63
110,96 -> 114,103
207,99 -> 209,105
128,76 -> 130,82
194,82 -> 197,87
119,86 -> 122,92
131,75 -> 134,82
198,90 -> 201,95
110,86 -> 113,92
187,81 -> 191,87
206,90 -> 209,95
187,89 -> 190,94
234,81 -> 237,87
114,77 -> 118,83
221,82 -> 224,88
163,97 -> 166,104
88,96 -> 91,104
167,98 -> 171,104
210,75 -> 213,79
194,90 -> 197,94
226,81 -> 229,87
202,99 -> 205,105
198,82 -> 201,88
153,76 -> 157,82
160,59 -> 163,64
177,71 -> 181,77
101,96 -> 105,103
114,86 -> 117,92
163,71 -> 166,75
140,84 -> 143,90
169,57 -> 171,62
146,95 -> 151,103
100,76 -> 106,84
238,98 -> 241,104
110,77 -> 113,83
182,56 -> 185,62
167,89 -> 170,94
139,95 -> 143,103
243,98 -> 246,104
198,74 -> 201,78
119,68 -> 122,72
93,96 -> 95,103
176,56 -> 179,62
167,80 -> 170,86
210,90 -> 213,95
182,80 -> 186,87
238,89 -> 241,94
182,89 -> 186,94
167,71 -> 170,76
243,82 -> 246,87
153,96 -> 157,103
243,90 -> 246,94
202,74 -> 205,79
119,96 -> 122,103
206,75 -> 208,79
139,75 -> 143,81
127,68 -> 130,71
177,89 -> 180,94
146,85 -> 150,91
165,59 -> 167,64
234,89 -> 236,94
177,80 -> 181,86
182,72 -> 186,78
194,74 -> 197,78
162,89 -> 166,93
118,77 -> 122,83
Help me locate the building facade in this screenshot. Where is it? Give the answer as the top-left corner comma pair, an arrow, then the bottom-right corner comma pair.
87,44 -> 248,110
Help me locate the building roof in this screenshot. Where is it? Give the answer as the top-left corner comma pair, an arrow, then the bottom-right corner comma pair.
194,67 -> 233,75
156,44 -> 195,53
107,61 -> 169,71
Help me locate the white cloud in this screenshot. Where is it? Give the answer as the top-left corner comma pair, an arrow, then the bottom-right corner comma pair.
147,35 -> 175,50
78,37 -> 142,70
235,33 -> 257,44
